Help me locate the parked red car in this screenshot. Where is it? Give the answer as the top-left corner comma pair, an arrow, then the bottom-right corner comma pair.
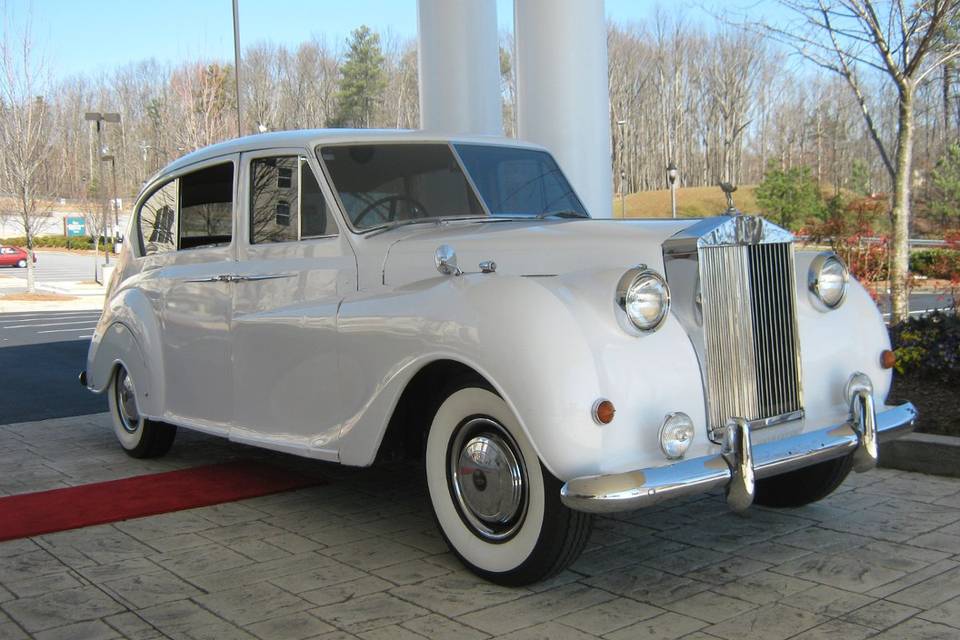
0,246 -> 35,268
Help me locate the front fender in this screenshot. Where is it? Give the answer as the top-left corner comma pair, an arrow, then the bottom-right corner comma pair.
794,252 -> 892,427
335,270 -> 707,480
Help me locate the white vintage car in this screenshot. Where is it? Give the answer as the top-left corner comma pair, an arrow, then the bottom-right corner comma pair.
84,130 -> 916,585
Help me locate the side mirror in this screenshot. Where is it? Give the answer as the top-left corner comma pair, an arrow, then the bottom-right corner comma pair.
435,244 -> 462,276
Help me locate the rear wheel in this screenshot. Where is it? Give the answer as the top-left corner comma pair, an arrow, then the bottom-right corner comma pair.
425,380 -> 592,586
753,455 -> 853,508
108,365 -> 177,459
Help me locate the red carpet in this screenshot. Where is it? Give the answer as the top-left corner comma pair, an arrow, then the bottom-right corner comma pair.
0,460 -> 323,541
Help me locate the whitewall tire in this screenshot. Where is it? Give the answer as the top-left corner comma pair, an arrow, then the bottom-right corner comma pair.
16,259 -> 26,268
425,381 -> 592,585
108,365 -> 177,458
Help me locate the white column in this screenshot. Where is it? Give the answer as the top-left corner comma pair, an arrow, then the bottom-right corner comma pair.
514,0 -> 612,218
417,0 -> 502,135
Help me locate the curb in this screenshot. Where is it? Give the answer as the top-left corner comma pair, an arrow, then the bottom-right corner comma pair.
36,283 -> 105,297
879,433 -> 960,478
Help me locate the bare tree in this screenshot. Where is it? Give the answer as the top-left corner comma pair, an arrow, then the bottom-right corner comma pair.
0,14 -> 55,293
756,0 -> 960,321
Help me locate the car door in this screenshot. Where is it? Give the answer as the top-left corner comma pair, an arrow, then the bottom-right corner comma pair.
156,156 -> 238,431
230,148 -> 357,457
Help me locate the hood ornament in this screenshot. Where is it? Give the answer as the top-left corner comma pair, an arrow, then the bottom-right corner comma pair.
719,182 -> 740,215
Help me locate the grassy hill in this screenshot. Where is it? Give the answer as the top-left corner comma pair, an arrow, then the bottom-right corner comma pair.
615,185 -> 759,219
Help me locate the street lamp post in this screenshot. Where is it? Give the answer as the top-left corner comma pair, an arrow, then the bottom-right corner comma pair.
617,120 -> 626,217
102,154 -> 120,250
84,112 -> 120,278
232,0 -> 243,137
666,161 -> 679,219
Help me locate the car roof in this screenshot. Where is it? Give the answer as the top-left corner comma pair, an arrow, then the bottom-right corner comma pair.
159,129 -> 547,178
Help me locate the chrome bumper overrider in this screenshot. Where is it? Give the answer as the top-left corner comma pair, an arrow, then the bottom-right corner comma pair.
560,400 -> 917,514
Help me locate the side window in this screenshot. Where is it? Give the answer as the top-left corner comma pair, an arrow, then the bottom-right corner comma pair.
250,155 -> 337,244
179,162 -> 234,250
138,180 -> 177,256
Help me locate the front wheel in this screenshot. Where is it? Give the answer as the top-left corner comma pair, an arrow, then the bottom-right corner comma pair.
108,365 -> 177,459
753,454 -> 853,508
425,382 -> 592,586
16,259 -> 26,268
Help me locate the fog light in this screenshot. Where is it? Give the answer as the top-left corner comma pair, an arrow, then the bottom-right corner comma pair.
659,412 -> 694,460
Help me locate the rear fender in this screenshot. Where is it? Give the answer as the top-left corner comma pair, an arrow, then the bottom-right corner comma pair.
86,288 -> 164,417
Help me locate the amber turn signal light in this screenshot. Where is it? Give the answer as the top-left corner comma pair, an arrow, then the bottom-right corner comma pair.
592,399 -> 616,425
880,349 -> 896,370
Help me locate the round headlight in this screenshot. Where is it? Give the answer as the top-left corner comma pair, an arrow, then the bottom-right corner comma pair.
809,253 -> 848,309
616,267 -> 670,332
659,412 -> 694,460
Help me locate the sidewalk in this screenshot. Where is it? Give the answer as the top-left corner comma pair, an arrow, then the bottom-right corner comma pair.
0,277 -> 104,313
0,413 -> 959,639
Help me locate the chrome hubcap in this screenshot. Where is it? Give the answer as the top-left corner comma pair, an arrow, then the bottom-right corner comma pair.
449,417 -> 528,541
116,368 -> 141,433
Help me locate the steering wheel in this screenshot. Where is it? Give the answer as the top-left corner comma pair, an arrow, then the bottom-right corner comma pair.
354,194 -> 430,226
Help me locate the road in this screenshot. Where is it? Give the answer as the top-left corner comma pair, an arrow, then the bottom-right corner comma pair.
0,309 -> 106,424
879,291 -> 955,317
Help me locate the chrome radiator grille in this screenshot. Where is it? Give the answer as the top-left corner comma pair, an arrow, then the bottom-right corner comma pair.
699,242 -> 803,436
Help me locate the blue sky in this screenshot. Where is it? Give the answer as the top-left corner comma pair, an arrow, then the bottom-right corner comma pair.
10,0 -> 791,81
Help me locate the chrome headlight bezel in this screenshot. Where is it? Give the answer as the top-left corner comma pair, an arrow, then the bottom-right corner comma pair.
808,252 -> 849,311
615,265 -> 671,334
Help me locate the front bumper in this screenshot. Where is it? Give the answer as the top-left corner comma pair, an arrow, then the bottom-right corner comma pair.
561,398 -> 917,514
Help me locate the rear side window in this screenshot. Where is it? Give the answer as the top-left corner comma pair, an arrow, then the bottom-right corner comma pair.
138,180 -> 177,256
179,162 -> 234,250
250,156 -> 338,244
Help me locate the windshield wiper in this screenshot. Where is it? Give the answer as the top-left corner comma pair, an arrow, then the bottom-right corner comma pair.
536,209 -> 590,219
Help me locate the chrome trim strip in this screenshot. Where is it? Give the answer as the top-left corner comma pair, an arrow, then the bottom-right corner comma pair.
560,402 -> 916,514
235,273 -> 297,282
746,410 -> 804,430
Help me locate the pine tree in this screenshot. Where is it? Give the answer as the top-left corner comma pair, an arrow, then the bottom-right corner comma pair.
755,161 -> 824,230
332,26 -> 386,128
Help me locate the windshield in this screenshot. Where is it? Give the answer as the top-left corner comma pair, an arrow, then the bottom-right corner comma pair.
454,144 -> 589,218
317,142 -> 589,232
318,143 -> 485,230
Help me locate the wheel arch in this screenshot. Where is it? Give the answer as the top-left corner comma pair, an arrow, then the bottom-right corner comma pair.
87,287 -> 165,417
86,321 -> 163,418
374,358 -> 488,463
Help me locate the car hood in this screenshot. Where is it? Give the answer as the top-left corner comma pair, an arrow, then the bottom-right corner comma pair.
382,218 -> 695,286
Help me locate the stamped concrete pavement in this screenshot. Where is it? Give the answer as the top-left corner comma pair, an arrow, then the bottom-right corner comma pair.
1,413 -> 960,639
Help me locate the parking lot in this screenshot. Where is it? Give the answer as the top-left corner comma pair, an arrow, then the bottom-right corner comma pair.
0,251 -> 100,289
0,310 -> 106,425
